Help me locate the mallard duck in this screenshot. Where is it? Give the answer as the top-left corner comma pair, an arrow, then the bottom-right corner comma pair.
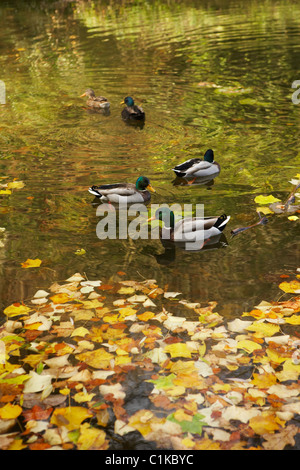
88,176 -> 155,203
172,149 -> 220,180
120,96 -> 145,121
148,207 -> 230,244
80,89 -> 110,109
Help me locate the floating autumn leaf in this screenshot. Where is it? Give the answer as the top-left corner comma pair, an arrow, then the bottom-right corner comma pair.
237,339 -> 262,354
0,403 -> 22,419
288,216 -> 299,221
21,258 -> 42,269
3,303 -> 31,317
167,412 -> 207,435
7,181 -> 25,189
51,406 -> 93,431
246,321 -> 280,337
50,293 -> 73,304
74,248 -> 86,255
254,195 -> 281,205
76,348 -> 114,369
164,342 -> 192,358
23,371 -> 52,393
76,423 -> 107,450
249,412 -> 283,435
279,280 -> 300,294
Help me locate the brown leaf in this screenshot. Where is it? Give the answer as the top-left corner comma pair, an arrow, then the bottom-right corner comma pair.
262,425 -> 298,450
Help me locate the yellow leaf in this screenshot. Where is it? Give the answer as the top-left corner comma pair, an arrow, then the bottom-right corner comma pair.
279,280 -> 300,293
77,423 -> 107,450
117,287 -> 135,295
74,248 -> 86,255
285,315 -> 300,325
50,293 -> 72,304
76,348 -> 114,369
74,391 -> 96,403
249,413 -> 282,435
246,321 -> 280,337
276,359 -> 300,382
7,181 -> 25,189
256,206 -> 274,215
170,360 -> 197,375
4,303 -> 31,317
115,355 -> 132,366
0,403 -> 22,419
71,327 -> 89,337
164,343 -> 192,358
8,439 -> 27,450
118,307 -> 137,319
251,372 -> 277,388
254,195 -> 281,205
0,189 -> 11,195
173,408 -> 193,422
237,339 -> 262,354
288,216 -> 299,221
51,406 -> 93,431
81,299 -> 104,309
21,258 -> 42,268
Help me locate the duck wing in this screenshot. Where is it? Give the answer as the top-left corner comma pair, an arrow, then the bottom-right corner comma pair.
89,183 -> 137,197
173,159 -> 212,177
173,215 -> 230,240
122,105 -> 145,120
94,96 -> 109,103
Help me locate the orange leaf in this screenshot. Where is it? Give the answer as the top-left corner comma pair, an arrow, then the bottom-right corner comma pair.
137,311 -> 155,321
23,405 -> 53,421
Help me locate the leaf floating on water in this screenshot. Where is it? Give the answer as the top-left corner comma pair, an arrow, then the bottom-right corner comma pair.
21,258 -> 42,268
254,195 -> 281,205
288,215 -> 299,221
7,181 -> 25,189
279,280 -> 300,294
74,248 -> 86,255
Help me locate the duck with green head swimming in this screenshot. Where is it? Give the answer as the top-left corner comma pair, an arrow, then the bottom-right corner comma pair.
89,176 -> 155,203
120,96 -> 145,121
148,207 -> 230,248
172,149 -> 220,182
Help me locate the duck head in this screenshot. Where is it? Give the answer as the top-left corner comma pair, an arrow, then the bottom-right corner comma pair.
80,88 -> 96,98
203,149 -> 214,163
121,96 -> 135,107
136,176 -> 155,192
148,207 -> 175,229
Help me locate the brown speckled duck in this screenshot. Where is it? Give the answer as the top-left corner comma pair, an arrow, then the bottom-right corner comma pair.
80,88 -> 110,109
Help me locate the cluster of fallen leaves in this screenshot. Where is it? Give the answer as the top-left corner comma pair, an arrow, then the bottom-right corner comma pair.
255,175 -> 300,220
0,271 -> 299,450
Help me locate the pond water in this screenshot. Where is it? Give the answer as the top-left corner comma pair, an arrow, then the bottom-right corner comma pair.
0,0 -> 299,318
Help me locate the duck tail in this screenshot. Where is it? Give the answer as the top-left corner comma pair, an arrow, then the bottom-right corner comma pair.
173,169 -> 186,177
214,214 -> 230,231
88,186 -> 102,197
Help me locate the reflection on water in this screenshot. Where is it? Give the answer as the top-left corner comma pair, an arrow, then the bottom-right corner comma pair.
0,0 -> 299,317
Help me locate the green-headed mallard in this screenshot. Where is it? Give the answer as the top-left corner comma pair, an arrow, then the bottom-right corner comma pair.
80,89 -> 110,109
172,149 -> 220,179
120,96 -> 145,121
89,176 -> 155,203
148,207 -> 230,243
